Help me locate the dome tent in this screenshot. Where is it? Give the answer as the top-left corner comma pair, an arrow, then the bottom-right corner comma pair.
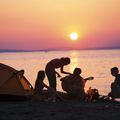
0,63 -> 33,101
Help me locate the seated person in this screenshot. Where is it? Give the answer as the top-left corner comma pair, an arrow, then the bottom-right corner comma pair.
34,70 -> 49,94
60,68 -> 87,101
108,67 -> 120,100
34,70 -> 56,101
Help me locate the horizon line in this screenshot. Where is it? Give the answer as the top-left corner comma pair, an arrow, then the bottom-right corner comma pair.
0,47 -> 120,53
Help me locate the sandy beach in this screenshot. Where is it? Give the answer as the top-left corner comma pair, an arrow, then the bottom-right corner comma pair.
0,100 -> 120,120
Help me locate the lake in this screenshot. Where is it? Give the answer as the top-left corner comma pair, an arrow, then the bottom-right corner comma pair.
0,49 -> 120,95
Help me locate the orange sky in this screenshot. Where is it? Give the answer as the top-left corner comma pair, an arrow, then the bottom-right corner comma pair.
0,0 -> 120,50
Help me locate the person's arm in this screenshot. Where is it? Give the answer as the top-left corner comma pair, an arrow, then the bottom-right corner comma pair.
42,82 -> 55,91
60,66 -> 72,75
42,82 -> 49,89
55,71 -> 61,78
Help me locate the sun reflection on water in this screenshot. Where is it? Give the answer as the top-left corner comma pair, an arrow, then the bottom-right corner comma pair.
69,51 -> 79,73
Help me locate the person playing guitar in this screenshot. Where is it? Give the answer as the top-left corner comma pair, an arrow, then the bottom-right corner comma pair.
60,67 -> 94,101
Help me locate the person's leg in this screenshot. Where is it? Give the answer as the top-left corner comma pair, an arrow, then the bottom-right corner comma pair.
46,72 -> 56,90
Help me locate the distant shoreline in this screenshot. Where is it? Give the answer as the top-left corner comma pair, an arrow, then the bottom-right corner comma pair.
0,48 -> 120,53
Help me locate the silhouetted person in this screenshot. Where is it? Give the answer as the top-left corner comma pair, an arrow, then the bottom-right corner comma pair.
61,68 -> 87,101
34,70 -> 50,94
34,70 -> 63,102
108,67 -> 120,100
45,57 -> 71,91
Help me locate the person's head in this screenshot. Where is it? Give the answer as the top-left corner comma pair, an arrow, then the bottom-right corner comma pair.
37,70 -> 45,81
111,67 -> 119,76
61,57 -> 70,65
73,67 -> 82,75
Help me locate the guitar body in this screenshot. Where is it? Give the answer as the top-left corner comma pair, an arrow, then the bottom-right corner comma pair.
61,76 -> 94,92
61,76 -> 74,92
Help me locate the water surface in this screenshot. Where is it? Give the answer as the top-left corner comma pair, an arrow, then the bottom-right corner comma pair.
0,49 -> 120,95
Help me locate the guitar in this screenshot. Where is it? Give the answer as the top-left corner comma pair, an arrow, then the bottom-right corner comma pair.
61,76 -> 94,91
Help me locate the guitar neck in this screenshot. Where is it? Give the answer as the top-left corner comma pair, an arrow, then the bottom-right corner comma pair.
84,77 -> 94,80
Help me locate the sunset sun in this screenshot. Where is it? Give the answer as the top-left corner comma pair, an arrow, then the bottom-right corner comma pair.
69,32 -> 79,41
